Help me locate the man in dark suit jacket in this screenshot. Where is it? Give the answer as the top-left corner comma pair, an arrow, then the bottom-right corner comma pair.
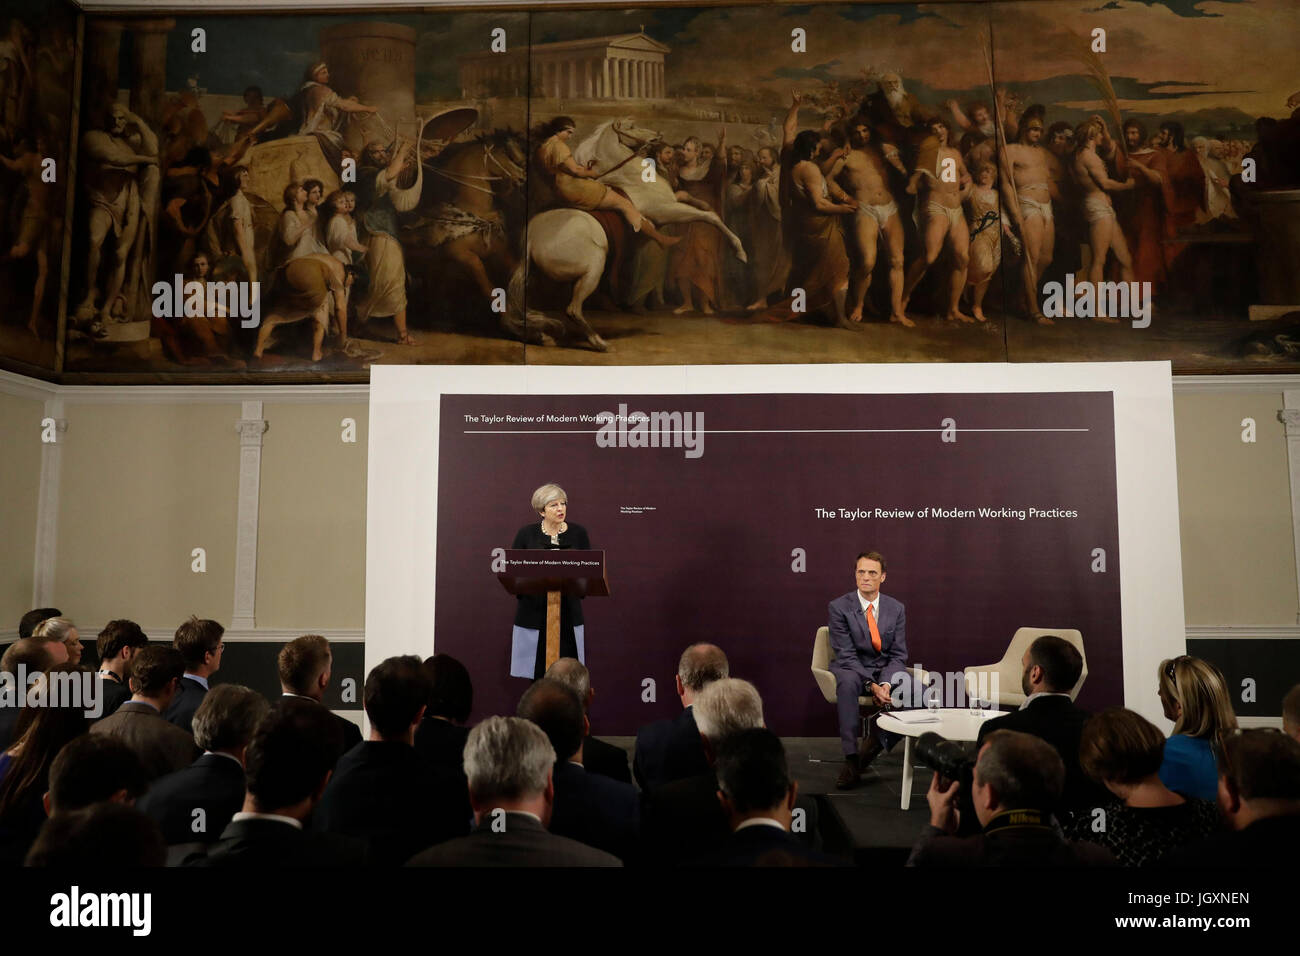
634,643 -> 728,791
93,619 -> 149,722
91,645 -> 201,782
694,728 -> 842,866
1164,730 -> 1300,867
407,716 -> 620,867
827,550 -> 919,789
278,634 -> 361,761
975,635 -> 1108,819
908,729 -> 1116,866
190,697 -> 366,867
315,656 -> 469,865
546,657 -> 633,785
518,678 -> 638,861
641,677 -> 825,864
138,683 -> 269,845
164,616 -> 225,734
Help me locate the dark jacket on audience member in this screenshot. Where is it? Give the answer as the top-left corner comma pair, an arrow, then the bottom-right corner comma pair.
1162,813 -> 1300,867
694,821 -> 844,867
406,811 -> 621,867
583,735 -> 632,785
191,816 -> 368,867
314,741 -> 470,866
0,705 -> 18,752
163,677 -> 209,734
641,770 -> 823,865
549,760 -> 639,861
907,816 -> 1118,866
414,716 -> 469,772
282,694 -> 362,763
90,701 -> 201,782
93,673 -> 132,721
976,695 -> 1110,816
136,752 -> 246,845
634,706 -> 709,791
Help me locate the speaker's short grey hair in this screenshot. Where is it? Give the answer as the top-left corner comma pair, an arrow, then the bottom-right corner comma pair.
530,483 -> 567,514
463,716 -> 556,800
545,658 -> 591,706
693,678 -> 764,743
192,684 -> 270,752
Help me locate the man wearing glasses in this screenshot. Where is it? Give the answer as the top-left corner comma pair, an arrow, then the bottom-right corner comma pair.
164,616 -> 226,734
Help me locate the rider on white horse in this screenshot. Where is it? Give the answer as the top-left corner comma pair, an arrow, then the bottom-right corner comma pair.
535,116 -> 679,248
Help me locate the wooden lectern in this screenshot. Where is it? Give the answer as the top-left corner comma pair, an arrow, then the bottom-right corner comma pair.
497,550 -> 610,670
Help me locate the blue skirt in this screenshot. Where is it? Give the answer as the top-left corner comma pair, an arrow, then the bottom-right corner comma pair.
510,624 -> 585,679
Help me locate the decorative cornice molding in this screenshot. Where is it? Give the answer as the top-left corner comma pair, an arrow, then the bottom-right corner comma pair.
1280,408 -> 1300,438
1185,626 -> 1300,640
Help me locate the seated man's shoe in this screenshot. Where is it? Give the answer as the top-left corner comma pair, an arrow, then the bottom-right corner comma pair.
857,733 -> 884,771
835,754 -> 862,790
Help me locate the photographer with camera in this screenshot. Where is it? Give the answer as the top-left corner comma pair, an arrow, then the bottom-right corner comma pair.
907,729 -> 1116,866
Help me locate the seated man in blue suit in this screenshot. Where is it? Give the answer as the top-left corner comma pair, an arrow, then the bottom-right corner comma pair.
828,550 -> 920,789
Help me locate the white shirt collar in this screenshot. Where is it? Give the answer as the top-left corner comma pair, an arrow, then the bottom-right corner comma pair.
204,750 -> 244,767
231,811 -> 302,830
735,817 -> 787,832
856,591 -> 879,614
1020,691 -> 1072,710
184,673 -> 210,690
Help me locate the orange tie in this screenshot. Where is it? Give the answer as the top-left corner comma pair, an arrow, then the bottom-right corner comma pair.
865,603 -> 882,653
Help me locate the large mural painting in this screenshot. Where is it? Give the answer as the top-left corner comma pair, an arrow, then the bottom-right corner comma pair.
1,0 -> 1298,380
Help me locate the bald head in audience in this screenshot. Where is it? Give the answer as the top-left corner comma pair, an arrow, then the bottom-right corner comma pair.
676,643 -> 729,707
518,678 -> 587,762
545,658 -> 593,712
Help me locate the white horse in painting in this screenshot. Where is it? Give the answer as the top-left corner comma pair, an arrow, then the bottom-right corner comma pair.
504,119 -> 747,351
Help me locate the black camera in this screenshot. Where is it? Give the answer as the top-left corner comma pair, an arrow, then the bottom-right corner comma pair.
915,732 -> 976,788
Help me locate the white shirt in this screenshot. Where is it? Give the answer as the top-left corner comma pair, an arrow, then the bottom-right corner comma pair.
1019,691 -> 1072,711
231,811 -> 302,830
856,591 -> 881,619
183,673 -> 209,690
203,750 -> 243,767
735,817 -> 787,832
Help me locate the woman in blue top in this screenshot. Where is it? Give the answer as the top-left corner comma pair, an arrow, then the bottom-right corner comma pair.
1156,656 -> 1238,802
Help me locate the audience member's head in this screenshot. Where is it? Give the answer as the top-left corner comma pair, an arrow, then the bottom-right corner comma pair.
129,645 -> 186,709
25,803 -> 166,867
18,608 -> 61,641
545,657 -> 593,711
1217,729 -> 1300,830
422,653 -> 472,724
1021,635 -> 1083,696
25,619 -> 70,666
278,634 -> 333,701
44,735 -> 149,815
1282,684 -> 1300,743
462,716 -> 556,824
192,684 -> 270,762
1,638 -> 52,677
517,678 -> 586,762
1157,655 -> 1239,751
0,665 -> 91,821
692,678 -> 764,759
364,655 -> 430,743
1079,707 -> 1168,800
244,698 -> 344,818
715,728 -> 797,830
676,643 -> 729,704
173,616 -> 225,677
96,620 -> 149,677
972,730 -> 1065,826
32,618 -> 81,668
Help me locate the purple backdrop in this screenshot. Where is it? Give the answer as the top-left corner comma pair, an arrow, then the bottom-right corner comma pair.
434,392 -> 1121,736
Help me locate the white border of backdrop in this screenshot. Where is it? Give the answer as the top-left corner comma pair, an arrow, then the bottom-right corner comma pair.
365,361 -> 1186,733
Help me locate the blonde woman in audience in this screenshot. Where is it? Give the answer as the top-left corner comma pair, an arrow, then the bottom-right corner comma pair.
33,617 -> 82,668
1067,707 -> 1221,865
1156,655 -> 1238,801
